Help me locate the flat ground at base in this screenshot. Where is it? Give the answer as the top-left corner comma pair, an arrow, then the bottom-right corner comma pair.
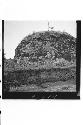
10,79 -> 76,92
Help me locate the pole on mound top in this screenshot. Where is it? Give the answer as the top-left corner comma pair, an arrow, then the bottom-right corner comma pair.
48,22 -> 49,31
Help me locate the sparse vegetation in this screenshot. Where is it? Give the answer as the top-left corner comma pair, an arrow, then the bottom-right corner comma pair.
4,31 -> 76,92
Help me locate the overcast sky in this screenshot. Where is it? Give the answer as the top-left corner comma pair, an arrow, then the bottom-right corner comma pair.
4,21 -> 76,59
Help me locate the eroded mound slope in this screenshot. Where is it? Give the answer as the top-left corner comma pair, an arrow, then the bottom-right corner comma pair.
15,31 -> 76,62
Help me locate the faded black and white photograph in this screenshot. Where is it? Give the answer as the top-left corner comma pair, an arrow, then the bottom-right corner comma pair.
2,20 -> 81,99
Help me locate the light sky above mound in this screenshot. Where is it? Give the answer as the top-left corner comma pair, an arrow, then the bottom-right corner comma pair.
4,21 -> 76,59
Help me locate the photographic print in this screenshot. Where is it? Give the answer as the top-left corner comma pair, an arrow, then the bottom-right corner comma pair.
2,20 -> 81,99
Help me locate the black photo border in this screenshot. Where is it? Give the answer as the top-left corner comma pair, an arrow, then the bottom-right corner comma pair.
2,20 -> 81,99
